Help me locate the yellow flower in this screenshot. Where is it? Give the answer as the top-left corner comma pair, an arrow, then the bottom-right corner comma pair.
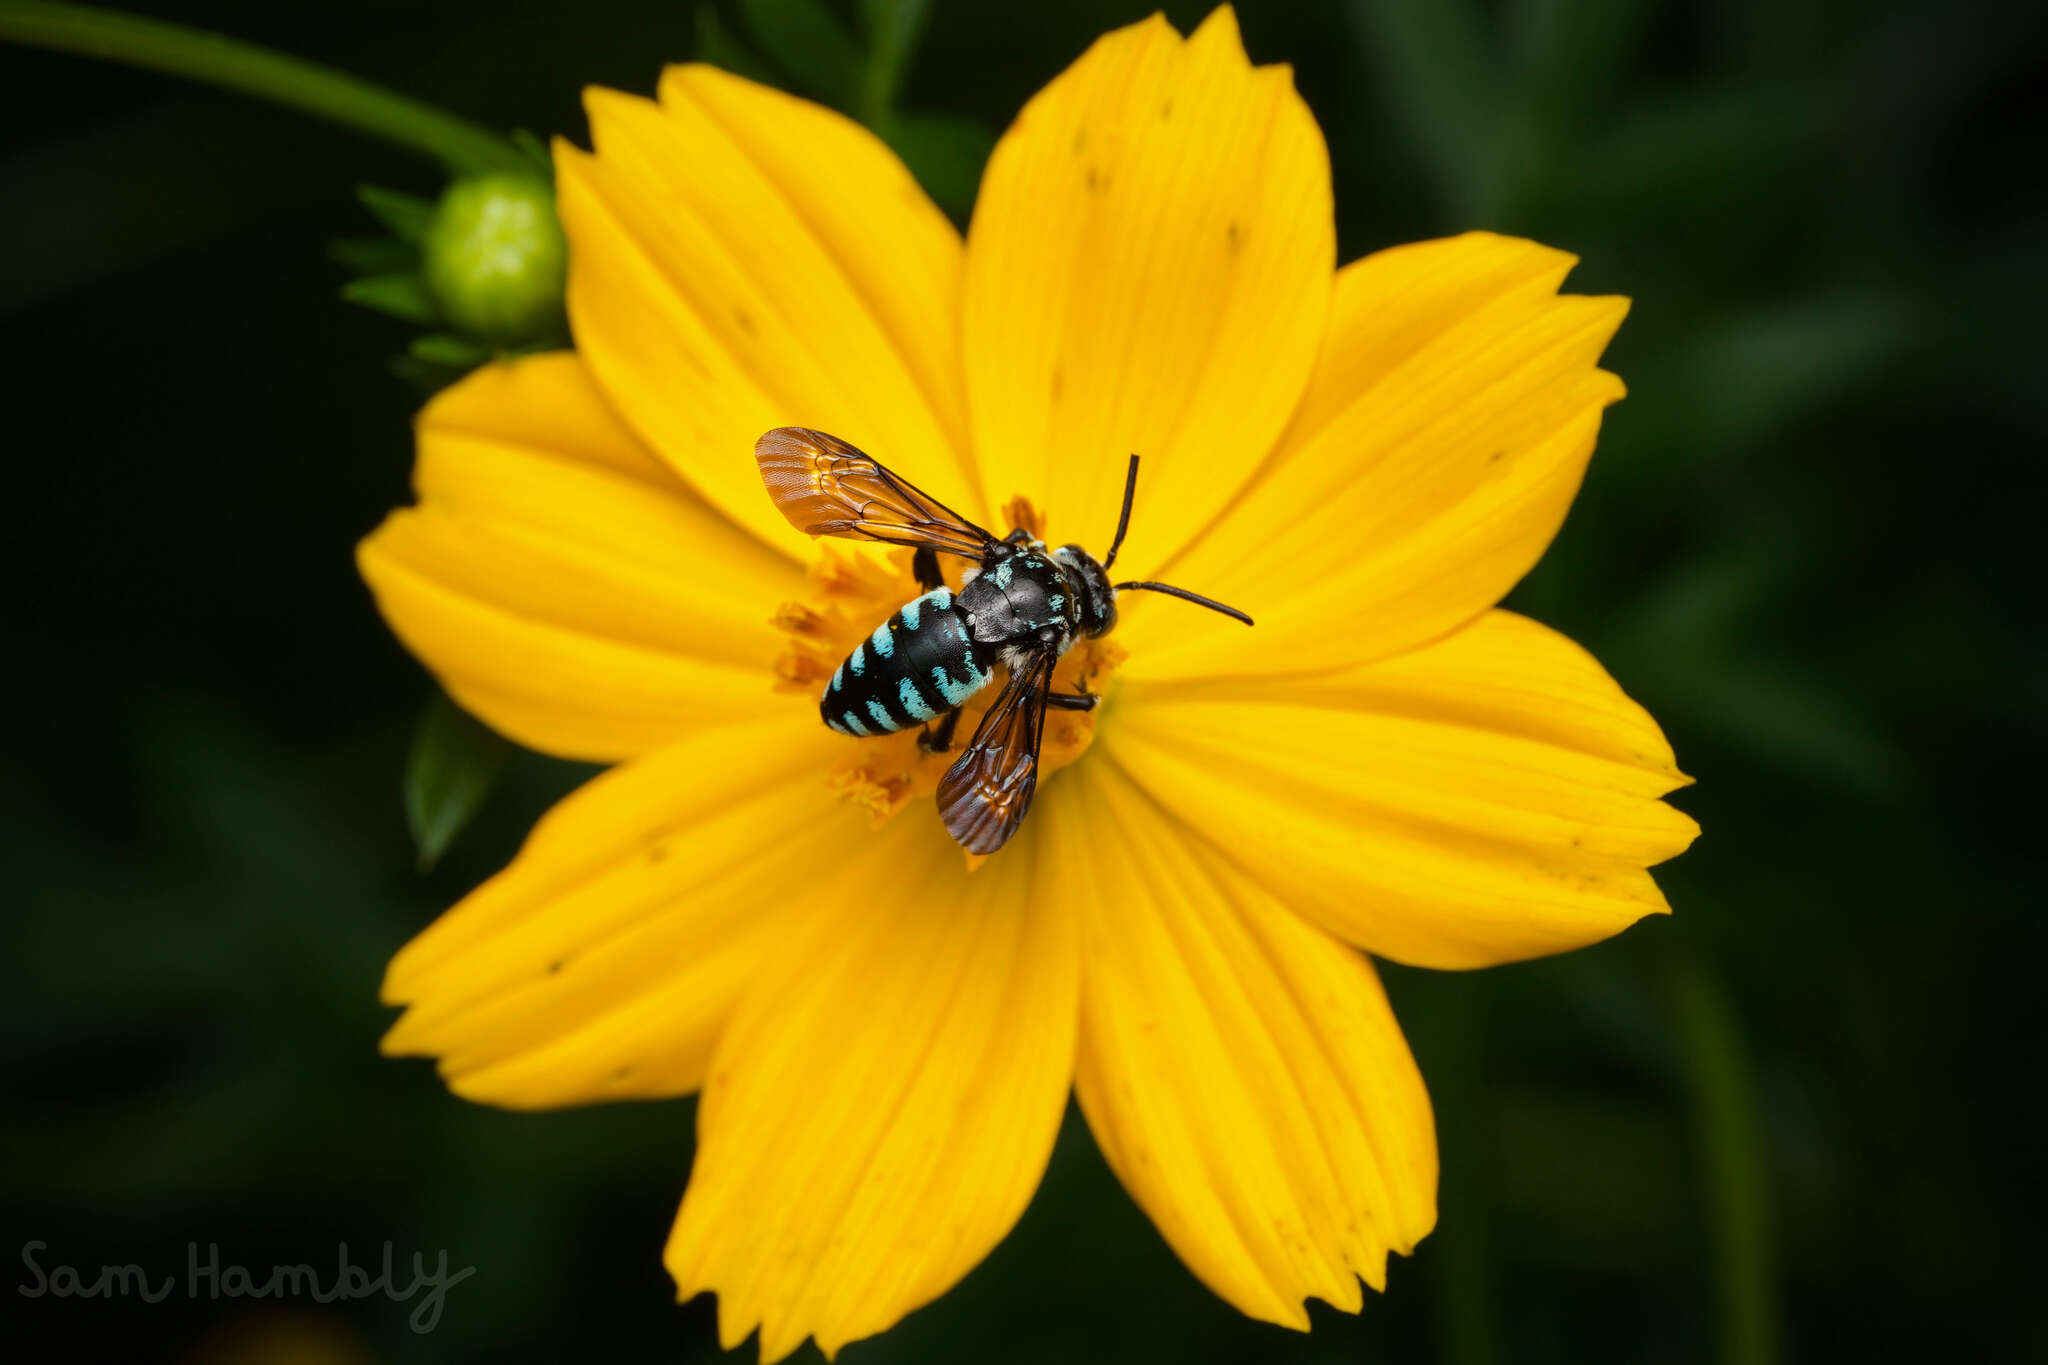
358,8 -> 1697,1359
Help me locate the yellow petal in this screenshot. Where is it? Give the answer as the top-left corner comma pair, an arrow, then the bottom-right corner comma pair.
358,352 -> 801,763
1124,232 -> 1626,678
1103,611 -> 1698,969
1044,762 -> 1437,1327
665,818 -> 1076,1362
381,717 -> 849,1109
963,7 -> 1333,573
558,67 -> 973,554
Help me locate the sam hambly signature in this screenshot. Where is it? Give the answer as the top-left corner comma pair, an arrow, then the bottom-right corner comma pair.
18,1241 -> 475,1333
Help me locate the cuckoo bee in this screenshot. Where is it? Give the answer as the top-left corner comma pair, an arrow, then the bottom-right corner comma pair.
755,427 -> 1252,855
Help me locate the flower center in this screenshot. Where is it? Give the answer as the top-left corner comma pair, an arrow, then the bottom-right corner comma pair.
771,497 -> 1127,828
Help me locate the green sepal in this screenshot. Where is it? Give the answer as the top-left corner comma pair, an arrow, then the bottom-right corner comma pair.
409,332 -> 492,367
404,690 -> 515,873
355,184 -> 436,241
510,127 -> 554,177
341,272 -> 438,324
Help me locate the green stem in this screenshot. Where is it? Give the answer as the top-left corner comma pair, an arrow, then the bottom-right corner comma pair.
0,0 -> 525,175
1410,979 -> 1499,1365
1667,950 -> 1782,1365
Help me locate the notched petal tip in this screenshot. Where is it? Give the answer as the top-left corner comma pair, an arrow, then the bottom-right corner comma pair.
1662,804 -> 1704,856
546,133 -> 584,181
1132,231 -> 1644,678
1106,611 -> 1699,969
557,60 -> 975,557
651,59 -> 722,96
1055,766 -> 1437,1328
1451,227 -> 1581,275
1187,6 -> 1306,99
376,1013 -> 417,1054
964,0 -> 1335,576
1192,4 -> 1246,51
577,81 -> 650,130
661,837 -> 1075,1364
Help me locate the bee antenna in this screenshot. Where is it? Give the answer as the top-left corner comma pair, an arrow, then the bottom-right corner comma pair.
1112,581 -> 1254,626
1102,454 -> 1139,571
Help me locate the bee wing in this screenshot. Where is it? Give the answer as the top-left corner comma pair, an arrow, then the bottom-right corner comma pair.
937,651 -> 1056,855
755,427 -> 995,559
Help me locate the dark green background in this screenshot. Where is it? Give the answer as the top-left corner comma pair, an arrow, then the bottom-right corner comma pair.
3,1 -> 2043,1361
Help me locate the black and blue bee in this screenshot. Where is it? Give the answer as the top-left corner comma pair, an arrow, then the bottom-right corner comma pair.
756,427 -> 1252,854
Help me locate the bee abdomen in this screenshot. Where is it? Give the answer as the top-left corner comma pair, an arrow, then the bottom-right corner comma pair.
821,587 -> 996,736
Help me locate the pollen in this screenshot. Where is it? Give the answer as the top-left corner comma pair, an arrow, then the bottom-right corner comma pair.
771,529 -> 1125,841
1001,495 -> 1048,541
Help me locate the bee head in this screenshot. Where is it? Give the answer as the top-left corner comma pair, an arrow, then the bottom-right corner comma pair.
1053,545 -> 1118,637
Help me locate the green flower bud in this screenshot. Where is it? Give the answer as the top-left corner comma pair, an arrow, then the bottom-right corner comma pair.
420,173 -> 567,345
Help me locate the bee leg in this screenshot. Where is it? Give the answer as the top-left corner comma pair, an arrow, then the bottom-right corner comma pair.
919,708 -> 963,753
911,546 -> 944,592
1046,689 -> 1099,712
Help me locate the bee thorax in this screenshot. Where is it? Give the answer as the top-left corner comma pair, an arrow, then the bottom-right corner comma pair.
960,548 -> 1076,646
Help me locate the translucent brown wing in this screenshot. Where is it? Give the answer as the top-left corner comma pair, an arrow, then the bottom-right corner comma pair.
937,651 -> 1056,855
755,427 -> 993,558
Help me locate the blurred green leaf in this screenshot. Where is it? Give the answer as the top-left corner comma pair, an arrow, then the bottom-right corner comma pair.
1506,0 -> 1659,128
694,4 -> 776,83
1398,979 -> 1502,1365
1613,552 -> 1779,661
882,111 -> 997,221
1666,951 -> 1783,1365
340,271 -> 436,324
858,0 -> 932,124
1677,658 -> 1911,796
1556,87 -> 1819,222
739,0 -> 864,111
1488,1089 -> 1690,1266
859,0 -> 929,41
1609,555 -> 1913,796
408,331 -> 491,367
1943,227 -> 2048,430
1664,295 -> 1917,455
1349,0 -> 1502,222
404,691 -> 514,872
354,183 -> 436,242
